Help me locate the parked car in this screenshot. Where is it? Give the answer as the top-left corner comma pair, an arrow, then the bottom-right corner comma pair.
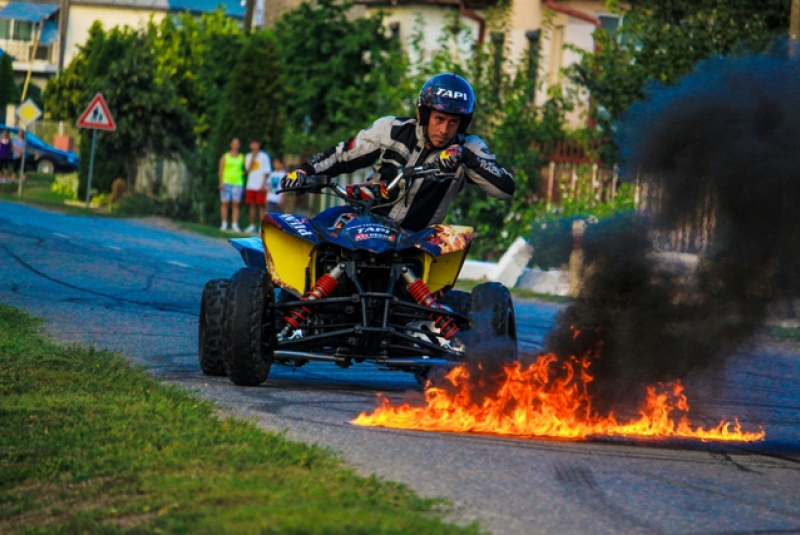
0,124 -> 80,174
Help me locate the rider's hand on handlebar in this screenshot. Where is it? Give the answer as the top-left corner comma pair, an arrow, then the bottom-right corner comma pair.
281,170 -> 314,190
435,144 -> 462,171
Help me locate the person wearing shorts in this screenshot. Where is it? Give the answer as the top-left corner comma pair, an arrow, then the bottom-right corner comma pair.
0,130 -> 12,180
243,139 -> 271,233
266,157 -> 287,213
218,138 -> 244,232
11,129 -> 26,182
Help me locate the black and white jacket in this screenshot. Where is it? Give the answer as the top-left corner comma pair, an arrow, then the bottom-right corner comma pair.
298,116 -> 514,232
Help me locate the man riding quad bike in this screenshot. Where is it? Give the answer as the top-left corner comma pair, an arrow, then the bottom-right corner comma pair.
198,74 -> 518,387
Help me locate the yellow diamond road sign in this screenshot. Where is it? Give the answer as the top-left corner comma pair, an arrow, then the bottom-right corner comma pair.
16,99 -> 42,128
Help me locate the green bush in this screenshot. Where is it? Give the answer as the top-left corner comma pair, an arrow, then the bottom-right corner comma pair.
50,173 -> 79,200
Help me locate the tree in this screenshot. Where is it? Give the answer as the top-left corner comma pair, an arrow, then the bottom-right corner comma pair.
0,52 -> 16,122
569,0 -> 790,152
197,30 -> 285,222
211,31 -> 285,157
59,24 -> 193,197
44,23 -> 103,122
147,10 -> 243,142
276,0 -> 407,147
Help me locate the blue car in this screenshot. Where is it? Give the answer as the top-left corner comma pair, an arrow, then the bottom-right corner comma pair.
0,124 -> 80,174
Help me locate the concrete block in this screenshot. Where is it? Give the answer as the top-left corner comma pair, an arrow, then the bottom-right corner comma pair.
515,268 -> 569,296
491,237 -> 534,287
459,260 -> 497,281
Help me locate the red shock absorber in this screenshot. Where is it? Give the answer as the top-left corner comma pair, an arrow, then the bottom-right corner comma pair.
401,267 -> 460,339
283,264 -> 345,330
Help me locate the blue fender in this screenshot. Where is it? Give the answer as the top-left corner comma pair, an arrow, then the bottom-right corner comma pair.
229,237 -> 267,269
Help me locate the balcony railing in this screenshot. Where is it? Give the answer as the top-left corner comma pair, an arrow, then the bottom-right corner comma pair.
0,39 -> 55,65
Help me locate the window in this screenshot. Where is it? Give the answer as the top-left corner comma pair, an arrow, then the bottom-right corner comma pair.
598,15 -> 619,36
388,21 -> 400,41
548,25 -> 565,86
35,44 -> 49,61
0,20 -> 10,40
13,21 -> 33,41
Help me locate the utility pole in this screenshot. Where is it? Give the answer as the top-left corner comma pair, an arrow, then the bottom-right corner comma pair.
244,0 -> 255,33
792,0 -> 800,37
20,21 -> 43,103
57,0 -> 70,75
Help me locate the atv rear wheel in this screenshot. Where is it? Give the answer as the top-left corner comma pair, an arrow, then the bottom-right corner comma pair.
469,282 -> 518,360
224,267 -> 276,386
198,278 -> 230,376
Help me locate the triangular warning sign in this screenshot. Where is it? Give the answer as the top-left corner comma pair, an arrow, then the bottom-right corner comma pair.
77,93 -> 116,131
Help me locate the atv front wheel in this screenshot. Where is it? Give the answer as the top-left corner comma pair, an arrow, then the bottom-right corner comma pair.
438,289 -> 472,317
198,278 -> 230,376
469,282 -> 518,359
224,267 -> 276,386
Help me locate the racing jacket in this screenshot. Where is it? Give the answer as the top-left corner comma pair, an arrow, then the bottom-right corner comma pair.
297,116 -> 514,232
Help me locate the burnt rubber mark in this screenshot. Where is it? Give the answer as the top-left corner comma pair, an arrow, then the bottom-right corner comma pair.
554,464 -> 664,534
711,451 -> 758,473
2,243 -> 198,317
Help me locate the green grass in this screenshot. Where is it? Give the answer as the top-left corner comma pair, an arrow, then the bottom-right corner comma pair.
455,279 -> 572,304
766,325 -> 800,344
0,303 -> 481,534
0,173 -> 106,217
176,221 -> 257,240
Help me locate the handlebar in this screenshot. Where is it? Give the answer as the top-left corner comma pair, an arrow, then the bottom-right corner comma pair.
277,162 -> 453,198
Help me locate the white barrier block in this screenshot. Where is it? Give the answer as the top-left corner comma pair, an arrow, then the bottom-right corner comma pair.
491,237 -> 534,287
459,260 -> 498,281
515,268 -> 570,296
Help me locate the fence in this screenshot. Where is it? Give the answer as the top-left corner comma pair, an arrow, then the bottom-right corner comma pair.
28,121 -> 81,151
539,161 -> 620,208
637,179 -> 717,254
533,138 -> 621,208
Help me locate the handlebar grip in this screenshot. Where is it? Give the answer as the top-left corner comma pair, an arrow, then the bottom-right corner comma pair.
401,162 -> 438,176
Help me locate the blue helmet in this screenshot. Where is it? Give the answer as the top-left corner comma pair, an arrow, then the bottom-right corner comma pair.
418,73 -> 476,134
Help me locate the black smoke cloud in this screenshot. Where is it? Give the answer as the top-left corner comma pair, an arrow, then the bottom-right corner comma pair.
544,51 -> 800,413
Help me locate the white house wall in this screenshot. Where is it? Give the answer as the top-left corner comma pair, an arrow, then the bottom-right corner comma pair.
64,5 -> 166,66
369,5 -> 481,71
506,0 -> 543,73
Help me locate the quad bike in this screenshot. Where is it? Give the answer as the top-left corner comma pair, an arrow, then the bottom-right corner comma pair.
198,164 -> 518,387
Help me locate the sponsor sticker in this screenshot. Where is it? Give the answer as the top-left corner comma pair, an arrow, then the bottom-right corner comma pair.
435,88 -> 469,101
280,214 -> 314,237
350,225 -> 398,242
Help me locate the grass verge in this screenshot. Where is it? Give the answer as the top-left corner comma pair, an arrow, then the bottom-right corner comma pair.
175,221 -> 259,240
0,173 -> 104,217
1,177 -> 255,240
766,325 -> 800,344
0,303 -> 481,534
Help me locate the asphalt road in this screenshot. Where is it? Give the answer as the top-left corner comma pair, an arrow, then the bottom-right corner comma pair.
2,200 -> 800,535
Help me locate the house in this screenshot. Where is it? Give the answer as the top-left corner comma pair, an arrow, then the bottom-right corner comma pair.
0,0 -> 248,91
355,0 -> 617,126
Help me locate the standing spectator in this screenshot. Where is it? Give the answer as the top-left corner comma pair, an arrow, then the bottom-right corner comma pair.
0,130 -> 12,181
218,137 -> 244,232
11,129 -> 26,182
266,157 -> 287,214
244,138 -> 271,233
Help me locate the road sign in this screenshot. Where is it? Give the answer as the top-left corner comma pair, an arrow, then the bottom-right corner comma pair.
77,93 -> 116,207
16,99 -> 42,128
77,93 -> 116,131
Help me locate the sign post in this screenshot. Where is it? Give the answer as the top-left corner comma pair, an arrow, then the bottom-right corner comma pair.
15,99 -> 42,197
76,93 -> 116,207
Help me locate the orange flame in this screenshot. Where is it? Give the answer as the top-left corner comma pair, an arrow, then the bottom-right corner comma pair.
352,354 -> 765,442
